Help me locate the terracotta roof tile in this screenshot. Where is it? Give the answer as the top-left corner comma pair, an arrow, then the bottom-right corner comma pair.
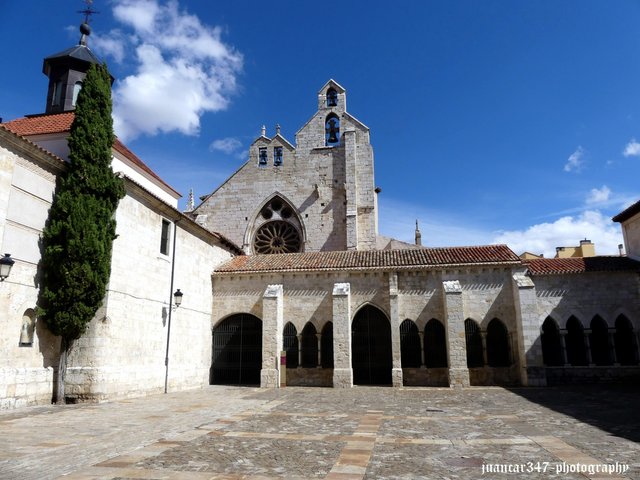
215,245 -> 521,274
1,113 -> 179,196
524,256 -> 640,275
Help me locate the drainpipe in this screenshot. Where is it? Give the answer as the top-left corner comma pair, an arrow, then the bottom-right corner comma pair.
164,218 -> 180,394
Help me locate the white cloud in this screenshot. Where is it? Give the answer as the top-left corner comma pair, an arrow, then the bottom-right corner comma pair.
623,138 -> 640,157
586,185 -> 611,205
492,210 -> 622,258
209,137 -> 242,154
564,146 -> 585,172
91,31 -> 126,63
106,0 -> 242,141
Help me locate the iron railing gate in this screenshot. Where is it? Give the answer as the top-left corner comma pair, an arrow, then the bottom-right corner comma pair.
211,314 -> 262,385
352,306 -> 392,385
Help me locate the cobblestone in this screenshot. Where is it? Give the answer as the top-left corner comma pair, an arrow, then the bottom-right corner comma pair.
0,385 -> 637,479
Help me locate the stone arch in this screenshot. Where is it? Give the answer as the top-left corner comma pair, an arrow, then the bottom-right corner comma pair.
300,322 -> 318,367
321,322 -> 334,368
589,315 -> 611,366
399,319 -> 421,368
424,318 -> 447,368
283,322 -> 299,368
464,318 -> 483,368
565,316 -> 587,366
541,316 -> 563,366
244,192 -> 306,254
211,313 -> 262,385
486,318 -> 510,367
351,305 -> 392,385
19,308 -> 37,346
615,315 -> 638,365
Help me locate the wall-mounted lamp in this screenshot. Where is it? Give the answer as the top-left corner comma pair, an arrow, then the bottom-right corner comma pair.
0,253 -> 15,281
173,288 -> 183,308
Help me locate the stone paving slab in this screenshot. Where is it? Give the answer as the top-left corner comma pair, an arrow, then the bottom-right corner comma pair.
0,385 -> 638,480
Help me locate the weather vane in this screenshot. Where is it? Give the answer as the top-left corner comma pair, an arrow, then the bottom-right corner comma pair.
78,0 -> 99,24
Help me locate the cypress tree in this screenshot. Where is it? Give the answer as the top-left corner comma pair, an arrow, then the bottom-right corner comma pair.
38,63 -> 125,403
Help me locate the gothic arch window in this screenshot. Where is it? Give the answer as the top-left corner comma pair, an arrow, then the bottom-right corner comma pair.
400,319 -> 421,368
424,318 -> 447,368
486,318 -> 510,367
566,316 -> 587,366
321,322 -> 334,368
589,316 -> 611,366
615,315 -> 638,365
252,196 -> 303,254
541,317 -> 563,366
465,319 -> 484,368
325,113 -> 340,146
283,322 -> 299,368
301,323 -> 318,367
326,87 -> 338,107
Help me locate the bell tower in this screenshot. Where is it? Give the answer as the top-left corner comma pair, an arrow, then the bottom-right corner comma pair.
42,3 -> 112,114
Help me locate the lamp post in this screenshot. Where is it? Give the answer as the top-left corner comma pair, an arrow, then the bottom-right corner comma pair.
164,288 -> 183,394
0,253 -> 15,281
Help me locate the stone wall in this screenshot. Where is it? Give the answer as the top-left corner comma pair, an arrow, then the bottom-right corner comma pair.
65,184 -> 235,402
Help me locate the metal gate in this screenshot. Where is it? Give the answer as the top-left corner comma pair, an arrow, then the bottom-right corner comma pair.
211,314 -> 262,385
352,305 -> 392,385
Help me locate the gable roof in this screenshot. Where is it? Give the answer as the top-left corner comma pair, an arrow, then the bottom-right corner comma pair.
215,245 -> 521,274
612,199 -> 640,223
524,256 -> 640,275
1,112 -> 180,197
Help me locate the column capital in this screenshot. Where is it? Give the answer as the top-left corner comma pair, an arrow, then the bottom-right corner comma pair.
443,280 -> 462,294
332,282 -> 350,296
264,284 -> 283,298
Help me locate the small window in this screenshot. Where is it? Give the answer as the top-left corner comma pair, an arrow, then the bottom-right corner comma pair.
160,219 -> 171,255
258,147 -> 268,166
52,81 -> 63,106
326,88 -> 338,107
72,81 -> 83,107
274,146 -> 283,166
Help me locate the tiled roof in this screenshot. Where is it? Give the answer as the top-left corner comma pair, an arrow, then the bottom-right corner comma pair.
524,256 -> 640,275
612,199 -> 640,223
1,112 -> 179,196
215,245 -> 521,274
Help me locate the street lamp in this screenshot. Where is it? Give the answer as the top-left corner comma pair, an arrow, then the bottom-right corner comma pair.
0,253 -> 15,281
173,288 -> 183,308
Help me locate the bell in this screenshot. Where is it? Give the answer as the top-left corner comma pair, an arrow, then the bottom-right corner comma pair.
326,118 -> 339,143
19,320 -> 32,345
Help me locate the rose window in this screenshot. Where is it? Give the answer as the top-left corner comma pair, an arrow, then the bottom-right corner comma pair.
253,221 -> 301,254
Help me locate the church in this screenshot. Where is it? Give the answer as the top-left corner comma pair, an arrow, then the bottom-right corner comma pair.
1,22 -> 639,408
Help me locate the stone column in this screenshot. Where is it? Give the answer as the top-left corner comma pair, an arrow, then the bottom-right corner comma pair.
316,333 -> 322,368
442,280 -> 470,387
332,283 -> 353,388
609,330 -> 619,365
261,284 -> 283,388
512,272 -> 547,386
297,333 -> 303,368
389,272 -> 403,387
559,331 -> 569,366
480,331 -> 488,366
418,331 -> 426,368
584,330 -> 593,366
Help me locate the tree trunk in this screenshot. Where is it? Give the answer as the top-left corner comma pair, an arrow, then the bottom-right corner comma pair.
55,337 -> 68,404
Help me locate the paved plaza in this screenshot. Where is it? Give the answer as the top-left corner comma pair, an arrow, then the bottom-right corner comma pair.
0,385 -> 638,480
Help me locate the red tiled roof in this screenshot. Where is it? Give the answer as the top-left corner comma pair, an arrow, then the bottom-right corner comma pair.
612,199 -> 640,223
524,256 -> 640,275
1,112 -> 180,197
214,245 -> 521,273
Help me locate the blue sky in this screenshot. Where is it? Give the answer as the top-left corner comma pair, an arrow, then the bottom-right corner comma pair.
2,0 -> 640,257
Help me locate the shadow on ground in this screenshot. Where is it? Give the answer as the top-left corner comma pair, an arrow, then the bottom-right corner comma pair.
507,384 -> 640,443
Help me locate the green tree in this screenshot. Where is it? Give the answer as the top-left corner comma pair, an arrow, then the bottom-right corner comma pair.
38,63 -> 125,404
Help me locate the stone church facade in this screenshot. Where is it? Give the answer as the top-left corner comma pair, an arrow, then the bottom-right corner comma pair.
1,27 -> 639,409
